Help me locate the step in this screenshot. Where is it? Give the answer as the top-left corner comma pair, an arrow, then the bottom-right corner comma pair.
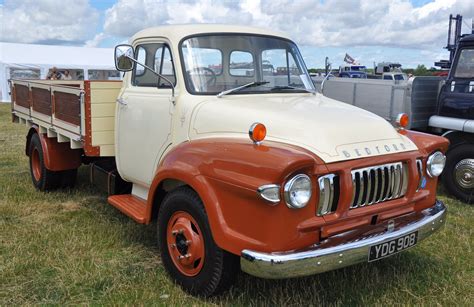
107,194 -> 148,224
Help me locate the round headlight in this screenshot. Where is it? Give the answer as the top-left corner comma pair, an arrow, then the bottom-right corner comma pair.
284,174 -> 312,209
427,151 -> 446,177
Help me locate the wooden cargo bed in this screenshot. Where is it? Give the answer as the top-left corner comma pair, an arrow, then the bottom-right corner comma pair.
10,80 -> 121,157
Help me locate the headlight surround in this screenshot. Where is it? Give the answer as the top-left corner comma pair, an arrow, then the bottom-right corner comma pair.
284,174 -> 312,209
426,151 -> 446,177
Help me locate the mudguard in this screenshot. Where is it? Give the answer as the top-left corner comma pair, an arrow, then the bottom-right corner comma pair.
146,138 -> 327,255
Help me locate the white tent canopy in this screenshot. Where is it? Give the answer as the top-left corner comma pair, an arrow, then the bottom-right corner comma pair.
0,42 -> 117,102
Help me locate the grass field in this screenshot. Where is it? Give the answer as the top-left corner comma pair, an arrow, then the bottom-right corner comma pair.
0,103 -> 473,305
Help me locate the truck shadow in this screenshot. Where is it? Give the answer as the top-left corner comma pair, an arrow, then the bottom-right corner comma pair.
226,252 -> 444,305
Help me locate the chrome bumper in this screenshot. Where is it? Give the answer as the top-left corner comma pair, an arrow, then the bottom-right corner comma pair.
241,200 -> 446,279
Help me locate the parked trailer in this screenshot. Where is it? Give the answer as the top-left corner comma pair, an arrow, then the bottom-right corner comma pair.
313,76 -> 444,130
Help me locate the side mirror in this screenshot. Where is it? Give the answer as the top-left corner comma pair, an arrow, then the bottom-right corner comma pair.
115,44 -> 135,71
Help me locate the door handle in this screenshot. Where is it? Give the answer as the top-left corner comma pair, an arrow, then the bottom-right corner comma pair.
117,97 -> 128,105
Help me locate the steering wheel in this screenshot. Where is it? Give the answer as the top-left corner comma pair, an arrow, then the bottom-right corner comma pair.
186,67 -> 217,88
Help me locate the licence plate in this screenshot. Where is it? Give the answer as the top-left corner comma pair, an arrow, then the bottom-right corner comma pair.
368,231 -> 418,262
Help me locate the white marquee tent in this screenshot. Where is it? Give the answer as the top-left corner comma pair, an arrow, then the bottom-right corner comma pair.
0,42 -> 118,102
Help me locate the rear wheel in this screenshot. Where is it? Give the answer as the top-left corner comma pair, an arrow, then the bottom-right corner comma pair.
29,133 -> 62,191
158,187 -> 239,297
442,144 -> 474,204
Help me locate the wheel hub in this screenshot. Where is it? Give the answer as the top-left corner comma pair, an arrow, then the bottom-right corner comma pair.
31,148 -> 41,181
455,159 -> 474,189
166,211 -> 205,276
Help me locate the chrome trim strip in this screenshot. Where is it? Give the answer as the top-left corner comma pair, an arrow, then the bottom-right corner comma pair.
257,184 -> 281,204
317,174 -> 337,216
241,201 -> 446,279
416,159 -> 423,191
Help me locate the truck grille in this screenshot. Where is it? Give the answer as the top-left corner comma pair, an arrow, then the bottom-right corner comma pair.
350,162 -> 408,209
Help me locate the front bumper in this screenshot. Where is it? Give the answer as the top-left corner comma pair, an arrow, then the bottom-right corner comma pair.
241,200 -> 446,279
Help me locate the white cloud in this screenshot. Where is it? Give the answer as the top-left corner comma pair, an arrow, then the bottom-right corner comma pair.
100,0 -> 473,50
0,0 -> 99,45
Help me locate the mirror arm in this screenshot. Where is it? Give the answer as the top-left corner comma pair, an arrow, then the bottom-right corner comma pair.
320,72 -> 335,94
126,56 -> 175,104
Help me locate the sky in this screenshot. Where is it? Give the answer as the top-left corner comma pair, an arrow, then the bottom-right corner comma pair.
0,0 -> 473,69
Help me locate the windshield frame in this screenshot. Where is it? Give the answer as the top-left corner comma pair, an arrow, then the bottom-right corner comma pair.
178,32 -> 315,96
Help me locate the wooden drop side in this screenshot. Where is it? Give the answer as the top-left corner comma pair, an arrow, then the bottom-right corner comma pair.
11,80 -> 122,157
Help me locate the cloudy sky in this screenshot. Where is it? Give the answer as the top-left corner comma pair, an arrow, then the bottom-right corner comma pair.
0,0 -> 473,68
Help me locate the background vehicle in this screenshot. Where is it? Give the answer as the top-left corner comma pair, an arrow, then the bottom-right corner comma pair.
382,72 -> 408,81
314,15 -> 473,204
10,25 -> 448,297
338,64 -> 368,78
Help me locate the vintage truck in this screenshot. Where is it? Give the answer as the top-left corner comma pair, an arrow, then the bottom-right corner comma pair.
10,25 -> 448,297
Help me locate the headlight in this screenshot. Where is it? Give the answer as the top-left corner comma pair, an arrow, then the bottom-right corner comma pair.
284,174 -> 312,209
427,151 -> 446,177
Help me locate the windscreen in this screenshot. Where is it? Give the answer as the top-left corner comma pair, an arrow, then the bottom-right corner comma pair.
180,34 -> 315,95
454,48 -> 474,78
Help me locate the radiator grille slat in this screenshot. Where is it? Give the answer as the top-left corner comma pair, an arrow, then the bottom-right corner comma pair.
350,162 -> 408,209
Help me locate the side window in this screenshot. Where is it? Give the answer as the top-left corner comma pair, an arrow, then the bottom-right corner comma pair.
229,51 -> 254,77
383,75 -> 392,80
132,43 -> 175,87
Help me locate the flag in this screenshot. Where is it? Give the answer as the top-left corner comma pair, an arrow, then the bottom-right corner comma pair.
344,53 -> 355,64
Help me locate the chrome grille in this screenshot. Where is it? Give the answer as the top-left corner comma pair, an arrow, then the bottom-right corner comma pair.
350,162 -> 408,209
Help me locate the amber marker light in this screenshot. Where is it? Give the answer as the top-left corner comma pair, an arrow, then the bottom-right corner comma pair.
396,113 -> 409,129
249,122 -> 266,144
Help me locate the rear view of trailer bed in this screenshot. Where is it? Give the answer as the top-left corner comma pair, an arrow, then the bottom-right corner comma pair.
10,80 -> 121,157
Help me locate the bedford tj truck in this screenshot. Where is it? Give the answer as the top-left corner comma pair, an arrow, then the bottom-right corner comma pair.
10,25 -> 448,297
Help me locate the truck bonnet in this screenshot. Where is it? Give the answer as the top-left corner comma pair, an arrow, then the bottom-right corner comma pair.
189,94 -> 418,163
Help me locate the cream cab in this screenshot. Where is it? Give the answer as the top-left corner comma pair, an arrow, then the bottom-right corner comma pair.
114,24 -> 417,198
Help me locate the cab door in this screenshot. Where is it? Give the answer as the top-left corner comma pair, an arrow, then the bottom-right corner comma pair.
438,47 -> 474,119
116,42 -> 176,186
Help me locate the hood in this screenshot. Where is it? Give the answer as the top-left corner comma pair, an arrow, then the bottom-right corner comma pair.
189,93 -> 417,163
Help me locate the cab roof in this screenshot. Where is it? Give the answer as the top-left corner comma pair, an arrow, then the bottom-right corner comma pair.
459,34 -> 474,43
130,24 -> 291,44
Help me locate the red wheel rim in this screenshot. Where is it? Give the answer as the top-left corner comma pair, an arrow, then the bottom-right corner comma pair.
31,147 -> 41,181
166,211 -> 205,276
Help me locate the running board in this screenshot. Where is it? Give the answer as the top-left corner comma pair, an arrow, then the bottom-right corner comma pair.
107,194 -> 148,224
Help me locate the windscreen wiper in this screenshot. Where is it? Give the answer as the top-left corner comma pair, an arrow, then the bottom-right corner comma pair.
217,81 -> 269,98
270,85 -> 316,94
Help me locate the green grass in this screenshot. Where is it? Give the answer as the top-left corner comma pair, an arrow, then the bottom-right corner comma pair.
0,103 -> 473,305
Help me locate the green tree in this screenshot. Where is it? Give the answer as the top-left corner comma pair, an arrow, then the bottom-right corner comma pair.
413,64 -> 431,76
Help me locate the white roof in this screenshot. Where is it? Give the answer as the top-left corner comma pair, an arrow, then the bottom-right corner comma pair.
131,24 -> 291,44
0,42 -> 115,69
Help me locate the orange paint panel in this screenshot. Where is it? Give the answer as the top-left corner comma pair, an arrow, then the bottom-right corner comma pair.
108,194 -> 147,223
143,131 -> 449,255
83,81 -> 101,156
34,129 -> 82,171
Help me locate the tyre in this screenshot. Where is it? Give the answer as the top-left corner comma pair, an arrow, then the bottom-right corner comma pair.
442,144 -> 474,204
158,187 -> 239,297
28,133 -> 62,191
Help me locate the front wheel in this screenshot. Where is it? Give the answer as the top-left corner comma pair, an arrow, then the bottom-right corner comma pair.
158,187 -> 239,297
442,144 -> 474,204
